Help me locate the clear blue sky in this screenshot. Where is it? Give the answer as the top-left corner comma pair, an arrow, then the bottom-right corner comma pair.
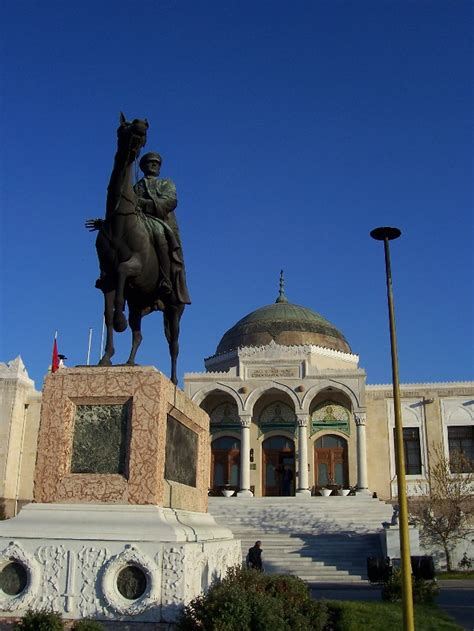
1,1 -> 472,390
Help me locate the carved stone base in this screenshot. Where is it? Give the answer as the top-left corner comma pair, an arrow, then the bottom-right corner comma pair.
295,489 -> 312,496
236,489 -> 253,498
381,523 -> 421,559
0,504 -> 241,623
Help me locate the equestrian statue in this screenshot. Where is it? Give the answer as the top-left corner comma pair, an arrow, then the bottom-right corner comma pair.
86,114 -> 191,384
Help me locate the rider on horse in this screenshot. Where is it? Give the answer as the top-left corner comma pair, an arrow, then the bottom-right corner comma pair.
87,150 -> 191,311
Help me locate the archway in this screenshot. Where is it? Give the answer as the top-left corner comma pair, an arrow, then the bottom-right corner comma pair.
262,435 -> 295,496
211,436 -> 240,494
314,434 -> 348,489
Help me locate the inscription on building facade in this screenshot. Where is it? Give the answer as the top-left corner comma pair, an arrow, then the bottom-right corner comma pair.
248,366 -> 299,379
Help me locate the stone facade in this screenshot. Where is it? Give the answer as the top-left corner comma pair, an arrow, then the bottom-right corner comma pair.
184,343 -> 474,500
0,358 -> 41,518
1,355 -> 473,508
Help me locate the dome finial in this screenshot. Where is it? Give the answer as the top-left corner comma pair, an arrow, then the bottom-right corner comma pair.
276,269 -> 288,304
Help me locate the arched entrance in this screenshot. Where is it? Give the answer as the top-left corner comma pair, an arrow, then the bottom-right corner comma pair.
314,434 -> 348,488
262,435 -> 295,496
211,436 -> 240,494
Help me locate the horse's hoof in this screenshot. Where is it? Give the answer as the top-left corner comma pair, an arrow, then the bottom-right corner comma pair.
98,358 -> 112,366
113,314 -> 127,332
126,360 -> 137,366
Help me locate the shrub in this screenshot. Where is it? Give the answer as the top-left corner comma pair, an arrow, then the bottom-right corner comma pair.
458,552 -> 472,570
14,610 -> 64,631
177,566 -> 328,631
72,621 -> 105,630
381,569 -> 439,604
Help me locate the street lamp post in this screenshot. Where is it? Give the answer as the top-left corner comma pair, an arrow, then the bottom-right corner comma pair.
370,226 -> 414,631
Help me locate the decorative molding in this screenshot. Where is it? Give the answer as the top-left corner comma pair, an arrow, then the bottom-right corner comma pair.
0,356 -> 36,388
240,416 -> 252,428
210,402 -> 240,426
367,381 -> 474,390
33,545 -> 66,611
296,415 -> 309,428
354,413 -> 367,426
0,541 -> 41,612
238,340 -> 359,363
77,546 -> 109,618
101,544 -> 160,615
161,546 -> 185,620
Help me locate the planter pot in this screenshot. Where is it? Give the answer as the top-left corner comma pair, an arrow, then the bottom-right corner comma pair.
320,488 -> 332,497
337,489 -> 350,496
222,489 -> 235,497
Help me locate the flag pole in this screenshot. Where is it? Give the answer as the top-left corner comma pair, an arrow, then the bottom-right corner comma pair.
51,331 -> 60,373
86,328 -> 93,365
99,317 -> 105,361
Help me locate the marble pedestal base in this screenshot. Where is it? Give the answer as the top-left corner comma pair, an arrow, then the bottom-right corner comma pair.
381,523 -> 421,559
236,489 -> 253,498
0,504 -> 241,624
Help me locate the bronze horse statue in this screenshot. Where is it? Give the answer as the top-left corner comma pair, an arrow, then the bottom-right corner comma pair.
91,114 -> 185,384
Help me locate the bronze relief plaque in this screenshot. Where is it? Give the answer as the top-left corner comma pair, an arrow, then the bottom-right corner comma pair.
165,414 -> 198,487
71,401 -> 130,474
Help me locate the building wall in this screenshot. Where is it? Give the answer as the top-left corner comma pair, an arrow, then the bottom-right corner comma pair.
366,383 -> 474,500
187,343 -> 473,499
0,358 -> 41,517
0,353 -> 472,512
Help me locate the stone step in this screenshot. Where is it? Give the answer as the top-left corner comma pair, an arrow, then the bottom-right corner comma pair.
208,496 -> 390,583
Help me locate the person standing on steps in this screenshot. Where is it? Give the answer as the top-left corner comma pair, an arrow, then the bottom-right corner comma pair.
246,540 -> 264,571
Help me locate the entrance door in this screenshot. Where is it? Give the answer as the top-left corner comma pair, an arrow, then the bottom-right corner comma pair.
211,436 -> 240,493
314,434 -> 348,487
262,436 -> 295,496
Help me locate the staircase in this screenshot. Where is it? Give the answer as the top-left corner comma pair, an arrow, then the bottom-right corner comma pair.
208,495 -> 393,584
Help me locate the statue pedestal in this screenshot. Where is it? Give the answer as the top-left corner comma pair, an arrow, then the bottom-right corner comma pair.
0,367 -> 240,624
381,523 -> 421,559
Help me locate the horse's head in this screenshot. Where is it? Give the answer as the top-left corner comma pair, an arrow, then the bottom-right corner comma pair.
117,112 -> 149,162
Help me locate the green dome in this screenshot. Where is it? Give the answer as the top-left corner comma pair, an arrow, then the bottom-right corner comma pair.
216,286 -> 351,355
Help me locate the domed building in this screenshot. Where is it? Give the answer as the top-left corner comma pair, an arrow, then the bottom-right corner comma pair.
184,274 -> 474,499
185,274 -> 369,498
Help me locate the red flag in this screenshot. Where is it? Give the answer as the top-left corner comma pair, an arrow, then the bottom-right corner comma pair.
51,336 -> 60,373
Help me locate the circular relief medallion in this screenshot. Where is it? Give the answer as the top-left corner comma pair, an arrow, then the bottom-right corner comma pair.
101,545 -> 160,615
116,564 -> 147,600
0,542 -> 39,612
0,561 -> 28,596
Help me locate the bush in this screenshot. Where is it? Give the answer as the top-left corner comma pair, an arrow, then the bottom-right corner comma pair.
72,621 -> 105,630
14,610 -> 64,631
381,569 -> 439,604
177,566 -> 328,631
458,552 -> 472,570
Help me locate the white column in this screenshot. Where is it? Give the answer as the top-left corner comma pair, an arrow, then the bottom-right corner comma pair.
237,415 -> 253,497
296,414 -> 311,496
355,412 -> 369,492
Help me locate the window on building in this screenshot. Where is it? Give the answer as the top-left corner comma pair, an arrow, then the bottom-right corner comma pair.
393,427 -> 422,475
447,426 -> 474,472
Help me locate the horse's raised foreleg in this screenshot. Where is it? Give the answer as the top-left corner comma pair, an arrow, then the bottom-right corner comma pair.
113,255 -> 142,333
98,290 -> 115,366
164,304 -> 185,385
126,308 -> 143,365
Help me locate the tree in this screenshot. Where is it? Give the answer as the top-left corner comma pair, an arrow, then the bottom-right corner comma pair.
409,446 -> 474,571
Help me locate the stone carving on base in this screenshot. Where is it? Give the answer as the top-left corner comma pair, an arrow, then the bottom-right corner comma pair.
161,546 -> 185,620
101,544 -> 160,615
34,545 -> 66,611
77,546 -> 109,618
0,541 -> 40,612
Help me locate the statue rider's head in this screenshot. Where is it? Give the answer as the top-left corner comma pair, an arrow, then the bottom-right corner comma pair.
139,152 -> 162,177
